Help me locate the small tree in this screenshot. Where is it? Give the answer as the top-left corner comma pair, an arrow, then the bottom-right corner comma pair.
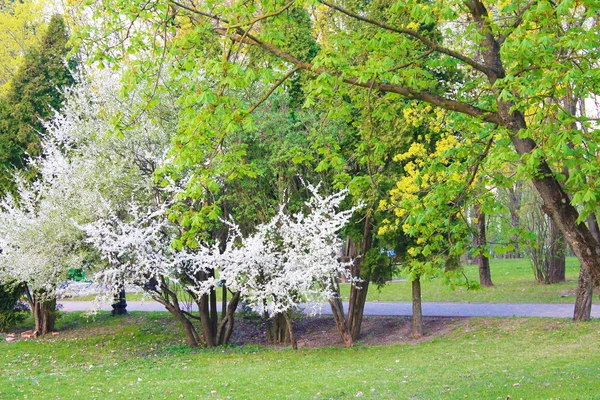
0,135 -> 105,335
220,184 -> 359,348
82,199 -> 240,347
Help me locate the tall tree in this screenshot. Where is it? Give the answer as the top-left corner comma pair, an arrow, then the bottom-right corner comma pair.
0,0 -> 47,95
83,1 -> 600,320
0,13 -> 75,192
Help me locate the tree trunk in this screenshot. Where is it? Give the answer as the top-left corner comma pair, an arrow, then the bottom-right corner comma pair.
264,312 -> 274,344
468,0 -> 600,291
328,296 -> 352,347
506,183 -> 523,258
165,303 -> 201,347
216,291 -> 240,346
198,293 -> 215,347
348,280 -> 369,340
283,311 -> 298,350
412,276 -> 423,337
473,204 -> 493,287
272,313 -> 289,344
32,297 -> 56,336
547,218 -> 566,284
574,214 -> 600,320
346,216 -> 373,341
574,268 -> 593,321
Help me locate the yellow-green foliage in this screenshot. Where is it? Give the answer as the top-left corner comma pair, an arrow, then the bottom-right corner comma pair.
0,0 -> 46,95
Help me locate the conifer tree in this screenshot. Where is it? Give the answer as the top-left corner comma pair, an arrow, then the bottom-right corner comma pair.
0,14 -> 75,192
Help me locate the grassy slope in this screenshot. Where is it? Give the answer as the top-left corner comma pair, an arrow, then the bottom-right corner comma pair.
1,312 -> 599,399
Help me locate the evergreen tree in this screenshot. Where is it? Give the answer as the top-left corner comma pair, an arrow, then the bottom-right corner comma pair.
0,14 -> 75,192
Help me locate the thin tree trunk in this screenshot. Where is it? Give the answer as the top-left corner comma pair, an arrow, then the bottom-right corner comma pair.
198,294 -> 215,347
349,280 -> 369,340
209,284 -> 218,336
412,276 -> 423,337
283,311 -> 297,350
272,313 -> 289,343
221,284 -> 227,320
473,204 -> 493,287
264,311 -> 274,344
346,216 -> 373,340
165,303 -> 201,347
328,296 -> 352,347
216,291 -> 240,346
506,183 -> 523,258
547,218 -> 566,284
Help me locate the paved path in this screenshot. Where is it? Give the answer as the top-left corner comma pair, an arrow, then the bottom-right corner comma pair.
59,300 -> 599,318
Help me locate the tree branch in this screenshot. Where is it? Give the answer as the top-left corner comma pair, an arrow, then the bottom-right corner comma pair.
169,0 -> 229,23
497,1 -> 537,45
247,67 -> 300,114
227,1 -> 295,29
318,0 -> 492,76
173,2 -> 500,125
238,30 -> 500,124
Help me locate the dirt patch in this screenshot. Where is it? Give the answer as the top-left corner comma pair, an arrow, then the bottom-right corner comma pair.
229,315 -> 467,348
6,312 -> 466,348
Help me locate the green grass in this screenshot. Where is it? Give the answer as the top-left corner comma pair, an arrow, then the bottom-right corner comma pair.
1,312 -> 599,399
340,257 -> 581,304
63,257 -> 581,304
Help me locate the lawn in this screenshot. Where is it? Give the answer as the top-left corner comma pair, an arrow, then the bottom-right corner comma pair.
63,257 -> 582,304
340,257 -> 581,304
1,312 -> 599,399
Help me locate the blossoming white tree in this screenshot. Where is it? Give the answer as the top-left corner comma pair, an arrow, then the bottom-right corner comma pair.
220,184 -> 359,348
0,68 -> 175,335
82,199 -> 241,347
84,181 -> 358,348
0,133 -> 107,335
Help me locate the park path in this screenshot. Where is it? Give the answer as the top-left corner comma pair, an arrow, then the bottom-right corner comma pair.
59,300 -> 600,318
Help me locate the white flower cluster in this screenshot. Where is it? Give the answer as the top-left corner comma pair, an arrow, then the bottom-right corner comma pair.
220,184 -> 360,316
84,183 -> 359,316
0,126 -> 106,299
0,68 -> 174,300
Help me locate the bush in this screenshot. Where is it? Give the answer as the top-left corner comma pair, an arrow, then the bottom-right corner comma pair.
0,284 -> 25,332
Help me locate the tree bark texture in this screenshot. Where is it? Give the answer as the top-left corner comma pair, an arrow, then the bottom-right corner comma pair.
473,204 -> 493,287
547,218 -> 566,284
284,311 -> 298,350
32,297 -> 56,336
217,291 -> 240,346
574,214 -> 600,320
412,276 -> 423,337
346,216 -> 373,341
165,303 -> 201,347
328,296 -> 353,347
198,288 -> 241,346
506,184 -> 523,258
198,293 -> 215,347
574,268 -> 593,321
